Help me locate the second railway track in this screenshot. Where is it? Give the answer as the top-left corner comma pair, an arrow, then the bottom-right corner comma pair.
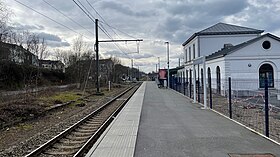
25,83 -> 141,157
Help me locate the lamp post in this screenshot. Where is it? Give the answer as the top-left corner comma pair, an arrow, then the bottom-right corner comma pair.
165,41 -> 170,88
158,57 -> 160,70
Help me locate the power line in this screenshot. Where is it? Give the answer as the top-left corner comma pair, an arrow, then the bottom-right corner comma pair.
83,0 -> 137,54
85,0 -> 120,39
84,0 -> 137,39
72,0 -> 132,59
41,0 -> 95,36
72,0 -> 114,43
99,21 -> 137,39
13,0 -> 89,39
72,0 -> 96,24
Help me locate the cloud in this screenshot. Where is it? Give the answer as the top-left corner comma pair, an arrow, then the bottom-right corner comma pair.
37,32 -> 62,42
224,0 -> 280,32
102,50 -> 131,59
6,0 -> 280,72
10,22 -> 45,31
100,0 -> 156,17
46,40 -> 70,47
131,53 -> 155,59
102,49 -> 154,60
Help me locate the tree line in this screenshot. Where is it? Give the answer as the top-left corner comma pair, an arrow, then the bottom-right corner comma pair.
0,1 -> 140,91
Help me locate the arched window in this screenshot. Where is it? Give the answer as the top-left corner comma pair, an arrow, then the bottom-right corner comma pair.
216,66 -> 221,94
259,64 -> 274,88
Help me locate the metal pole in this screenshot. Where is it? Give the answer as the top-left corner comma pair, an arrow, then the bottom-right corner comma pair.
189,70 -> 192,98
198,65 -> 200,103
193,65 -> 196,103
265,79 -> 269,137
165,42 -> 170,88
203,57 -> 207,109
156,64 -> 157,73
95,19 -> 100,93
209,74 -> 212,109
228,77 -> 232,119
183,71 -> 186,95
131,59 -> 133,80
158,57 -> 160,70
138,66 -> 140,81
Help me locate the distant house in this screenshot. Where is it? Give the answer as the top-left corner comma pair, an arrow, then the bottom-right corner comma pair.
39,60 -> 65,72
99,58 -> 114,79
72,58 -> 114,84
0,41 -> 38,66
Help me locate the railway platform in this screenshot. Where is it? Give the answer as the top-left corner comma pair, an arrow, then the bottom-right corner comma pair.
86,81 -> 280,157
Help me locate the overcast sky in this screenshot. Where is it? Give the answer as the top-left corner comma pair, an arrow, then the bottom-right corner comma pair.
5,0 -> 280,73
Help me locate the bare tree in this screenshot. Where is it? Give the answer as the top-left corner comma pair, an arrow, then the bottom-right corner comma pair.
38,38 -> 48,59
72,35 -> 84,58
0,0 -> 11,42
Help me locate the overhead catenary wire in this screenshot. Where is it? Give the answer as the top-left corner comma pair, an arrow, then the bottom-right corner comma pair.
72,0 -> 96,24
41,0 -> 95,37
72,0 -> 135,59
13,0 -> 91,40
85,0 -> 121,39
99,21 -> 137,40
84,0 -> 138,53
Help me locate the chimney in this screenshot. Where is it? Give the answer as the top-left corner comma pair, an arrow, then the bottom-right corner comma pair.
224,43 -> 233,48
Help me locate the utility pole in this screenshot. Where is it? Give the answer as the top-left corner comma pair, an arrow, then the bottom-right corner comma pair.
95,19 -> 102,95
158,57 -> 160,70
138,66 -> 140,81
179,58 -> 180,67
165,42 -> 170,88
156,64 -> 157,73
95,18 -> 143,85
131,59 -> 133,80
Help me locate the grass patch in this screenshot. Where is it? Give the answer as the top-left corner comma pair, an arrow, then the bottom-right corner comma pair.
17,124 -> 33,130
40,92 -> 82,104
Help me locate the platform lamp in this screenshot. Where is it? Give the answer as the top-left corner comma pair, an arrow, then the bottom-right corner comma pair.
165,41 -> 170,88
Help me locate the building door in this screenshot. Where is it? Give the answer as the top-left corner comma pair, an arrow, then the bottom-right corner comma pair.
259,64 -> 274,88
216,66 -> 221,94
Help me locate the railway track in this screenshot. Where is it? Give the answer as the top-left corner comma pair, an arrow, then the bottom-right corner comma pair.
25,83 -> 141,157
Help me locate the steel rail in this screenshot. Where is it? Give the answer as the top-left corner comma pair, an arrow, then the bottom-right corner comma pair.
25,83 -> 140,157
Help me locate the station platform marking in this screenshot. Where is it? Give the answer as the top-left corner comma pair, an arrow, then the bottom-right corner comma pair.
86,82 -> 146,157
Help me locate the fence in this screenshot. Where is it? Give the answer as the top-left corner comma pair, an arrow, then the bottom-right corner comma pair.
170,76 -> 280,143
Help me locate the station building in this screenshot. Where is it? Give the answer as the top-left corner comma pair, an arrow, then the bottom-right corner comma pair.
178,23 -> 280,95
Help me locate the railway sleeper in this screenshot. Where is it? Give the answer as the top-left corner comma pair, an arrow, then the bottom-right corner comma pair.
87,118 -> 105,122
52,143 -> 82,149
83,122 -> 102,126
78,125 -> 98,130
75,128 -> 97,133
66,135 -> 92,140
44,148 -> 78,155
59,139 -> 86,144
72,131 -> 94,136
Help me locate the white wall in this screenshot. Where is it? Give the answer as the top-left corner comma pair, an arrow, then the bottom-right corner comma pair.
182,34 -> 280,93
183,37 -> 198,62
200,34 -> 259,57
226,36 -> 280,90
206,58 -> 226,93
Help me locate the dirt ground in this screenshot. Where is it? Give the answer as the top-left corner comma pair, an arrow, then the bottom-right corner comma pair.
0,84 -> 129,156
